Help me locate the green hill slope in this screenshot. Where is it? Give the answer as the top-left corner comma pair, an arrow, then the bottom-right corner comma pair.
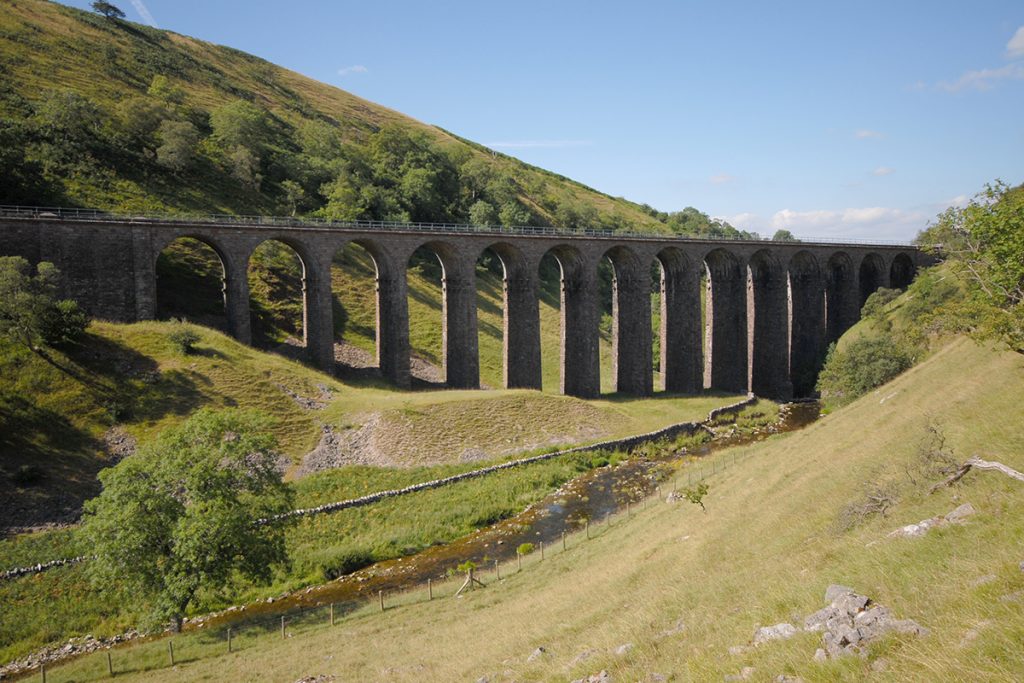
0,0 -> 707,235
56,337 -> 1024,682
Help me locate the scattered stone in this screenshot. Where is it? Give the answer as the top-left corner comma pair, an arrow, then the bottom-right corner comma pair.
753,623 -> 798,646
646,675 -> 668,683
824,584 -> 856,603
294,676 -> 335,683
999,591 -> 1024,604
474,677 -> 490,683
870,657 -> 889,672
571,671 -> 612,683
813,648 -> 827,662
613,642 -> 634,656
103,426 -> 137,462
526,646 -> 548,663
571,649 -> 598,665
724,666 -> 756,681
1018,560 -> 1024,573
666,491 -> 684,503
809,586 -> 927,659
970,574 -> 997,587
775,676 -> 804,683
728,645 -> 749,656
888,503 -> 977,538
658,618 -> 687,638
944,503 -> 976,523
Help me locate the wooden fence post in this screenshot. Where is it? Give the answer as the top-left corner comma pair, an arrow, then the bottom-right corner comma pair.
379,589 -> 385,612
40,663 -> 46,683
586,520 -> 590,539
280,616 -> 286,639
626,501 -> 631,518
228,627 -> 233,653
330,603 -> 335,626
428,578 -> 433,600
494,559 -> 500,580
562,531 -> 567,551
168,640 -> 175,666
107,650 -> 113,675
517,552 -> 522,571
540,541 -> 544,560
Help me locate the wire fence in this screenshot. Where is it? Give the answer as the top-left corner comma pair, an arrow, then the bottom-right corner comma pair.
0,204 -> 916,247
29,444 -> 758,682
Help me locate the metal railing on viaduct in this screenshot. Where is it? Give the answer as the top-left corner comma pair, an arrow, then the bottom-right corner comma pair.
0,206 -> 928,399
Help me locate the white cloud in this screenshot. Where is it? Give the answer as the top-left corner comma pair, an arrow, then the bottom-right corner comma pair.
129,0 -> 157,27
1007,26 -> 1024,58
709,173 -> 735,185
873,166 -> 895,176
485,140 -> 592,149
716,212 -> 759,230
938,63 -> 1024,92
855,129 -> 883,139
338,65 -> 368,76
770,206 -> 929,241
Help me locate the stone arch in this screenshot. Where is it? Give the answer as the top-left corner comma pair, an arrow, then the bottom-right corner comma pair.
407,239 -> 478,389
601,245 -> 651,395
475,241 -> 541,389
541,244 -> 599,398
858,252 -> 887,308
330,238 -> 392,379
703,248 -> 747,393
655,247 -> 702,393
747,249 -> 791,399
889,252 -> 915,290
246,237 -> 310,353
155,235 -> 229,330
825,251 -> 857,344
788,251 -> 825,397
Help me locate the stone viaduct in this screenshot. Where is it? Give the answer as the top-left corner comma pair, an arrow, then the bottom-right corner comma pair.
0,210 -> 928,400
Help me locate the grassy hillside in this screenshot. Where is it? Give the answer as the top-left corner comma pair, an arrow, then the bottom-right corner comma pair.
42,336 -> 1024,682
0,0 -> 681,233
0,320 -> 735,534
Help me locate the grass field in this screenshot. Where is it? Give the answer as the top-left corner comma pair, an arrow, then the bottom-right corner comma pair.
30,336 -> 1024,682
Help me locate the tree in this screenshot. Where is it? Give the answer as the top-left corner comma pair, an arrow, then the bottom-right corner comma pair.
81,409 -> 294,631
210,100 -> 269,152
918,181 -> 1024,353
772,229 -> 797,241
469,200 -> 498,226
155,120 -> 199,172
0,257 -> 87,350
91,1 -> 125,20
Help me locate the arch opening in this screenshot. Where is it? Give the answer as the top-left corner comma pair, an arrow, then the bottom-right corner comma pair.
155,236 -> 227,331
825,252 -> 856,345
747,249 -> 791,399
788,251 -> 825,398
476,242 -> 539,390
890,253 -> 915,290
247,239 -> 307,354
858,253 -> 886,308
330,241 -> 383,380
703,248 -> 747,394
601,245 -> 651,396
539,245 -> 599,398
406,244 -> 448,387
655,247 -> 702,394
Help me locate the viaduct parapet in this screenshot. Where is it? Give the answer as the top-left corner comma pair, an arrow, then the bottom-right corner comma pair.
0,211 -> 929,400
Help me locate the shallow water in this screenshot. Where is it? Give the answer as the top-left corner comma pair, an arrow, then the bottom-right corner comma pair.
202,402 -> 820,628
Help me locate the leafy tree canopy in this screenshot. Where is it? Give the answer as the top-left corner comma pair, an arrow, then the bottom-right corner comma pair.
917,181 -> 1024,353
81,408 -> 294,631
0,256 -> 87,350
90,1 -> 125,20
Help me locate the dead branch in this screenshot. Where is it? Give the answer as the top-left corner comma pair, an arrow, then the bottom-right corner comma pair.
929,456 -> 1024,494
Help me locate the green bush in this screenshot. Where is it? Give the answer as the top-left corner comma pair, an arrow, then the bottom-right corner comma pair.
816,335 -> 915,408
167,322 -> 201,354
39,299 -> 88,346
861,287 -> 901,322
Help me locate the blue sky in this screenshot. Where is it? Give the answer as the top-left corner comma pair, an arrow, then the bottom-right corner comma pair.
61,1 -> 1023,240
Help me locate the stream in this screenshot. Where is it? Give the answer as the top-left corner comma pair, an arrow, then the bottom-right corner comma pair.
199,401 -> 821,630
